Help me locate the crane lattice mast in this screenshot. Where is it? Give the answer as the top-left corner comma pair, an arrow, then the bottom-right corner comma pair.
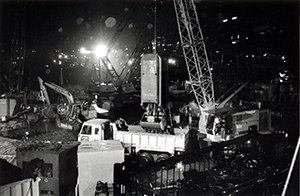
173,0 -> 214,110
9,6 -> 26,93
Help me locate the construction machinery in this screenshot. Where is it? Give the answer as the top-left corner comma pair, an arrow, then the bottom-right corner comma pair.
77,118 -> 188,167
139,53 -> 169,133
0,5 -> 32,137
88,4 -> 141,103
37,76 -> 74,122
8,5 -> 26,94
174,0 -> 215,131
37,76 -> 74,107
174,0 -> 273,142
0,96 -> 31,137
37,77 -> 107,130
138,0 -> 253,137
204,106 -> 273,142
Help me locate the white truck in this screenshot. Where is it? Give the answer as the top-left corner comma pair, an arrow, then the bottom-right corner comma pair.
77,118 -> 189,167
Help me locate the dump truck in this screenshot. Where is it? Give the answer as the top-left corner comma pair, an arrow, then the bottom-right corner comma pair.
77,118 -> 189,167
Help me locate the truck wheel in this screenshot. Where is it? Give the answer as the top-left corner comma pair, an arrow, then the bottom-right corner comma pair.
156,153 -> 170,163
139,152 -> 154,167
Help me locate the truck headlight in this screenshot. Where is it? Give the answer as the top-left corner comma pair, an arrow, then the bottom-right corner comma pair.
80,136 -> 89,141
147,116 -> 155,123
236,124 -> 242,129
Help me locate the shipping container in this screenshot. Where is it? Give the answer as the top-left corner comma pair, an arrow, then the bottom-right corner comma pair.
76,140 -> 124,196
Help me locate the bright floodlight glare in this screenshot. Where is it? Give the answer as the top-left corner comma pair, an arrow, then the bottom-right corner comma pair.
80,47 -> 86,54
95,45 -> 108,57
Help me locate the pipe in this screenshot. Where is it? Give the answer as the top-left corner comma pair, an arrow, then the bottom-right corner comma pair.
281,136 -> 300,196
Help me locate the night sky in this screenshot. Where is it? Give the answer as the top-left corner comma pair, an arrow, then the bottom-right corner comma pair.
0,0 -> 299,92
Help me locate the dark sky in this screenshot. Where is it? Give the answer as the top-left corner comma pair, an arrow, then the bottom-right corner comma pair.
2,0 -> 170,53
1,0 -> 297,53
0,0 -> 299,90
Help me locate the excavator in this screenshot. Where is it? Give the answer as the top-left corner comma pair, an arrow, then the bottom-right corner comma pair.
37,77 -> 108,130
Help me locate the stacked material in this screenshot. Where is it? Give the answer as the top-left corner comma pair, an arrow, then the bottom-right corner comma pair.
0,136 -> 18,165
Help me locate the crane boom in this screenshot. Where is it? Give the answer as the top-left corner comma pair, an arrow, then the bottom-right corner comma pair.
100,56 -> 121,85
174,0 -> 261,139
173,0 -> 214,110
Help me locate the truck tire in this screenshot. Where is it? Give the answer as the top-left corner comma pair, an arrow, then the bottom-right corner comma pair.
138,152 -> 154,167
156,153 -> 170,163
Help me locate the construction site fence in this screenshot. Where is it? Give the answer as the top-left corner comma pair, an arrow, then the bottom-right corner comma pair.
113,133 -> 265,196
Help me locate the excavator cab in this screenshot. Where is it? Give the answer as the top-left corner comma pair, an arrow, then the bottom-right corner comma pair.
206,114 -> 216,135
205,113 -> 232,142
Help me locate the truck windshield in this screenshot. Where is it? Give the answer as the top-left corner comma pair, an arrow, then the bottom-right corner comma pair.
81,125 -> 92,135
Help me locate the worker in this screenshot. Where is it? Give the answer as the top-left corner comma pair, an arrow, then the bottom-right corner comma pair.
185,128 -> 201,152
95,180 -> 108,196
220,119 -> 226,141
215,118 -> 226,141
43,117 -> 50,133
115,118 -> 128,131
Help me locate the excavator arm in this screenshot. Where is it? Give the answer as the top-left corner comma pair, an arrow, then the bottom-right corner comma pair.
38,77 -> 74,104
38,77 -> 51,105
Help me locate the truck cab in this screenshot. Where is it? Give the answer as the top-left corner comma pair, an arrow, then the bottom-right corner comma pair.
77,119 -> 115,142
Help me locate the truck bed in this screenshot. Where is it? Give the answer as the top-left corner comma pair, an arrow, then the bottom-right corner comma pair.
114,125 -> 189,154
125,125 -> 188,134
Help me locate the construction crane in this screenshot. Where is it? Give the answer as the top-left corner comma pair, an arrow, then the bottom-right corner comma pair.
173,0 -> 214,110
174,0 -> 271,142
9,5 -> 26,94
173,0 -> 214,132
96,3 -> 136,88
0,5 -> 31,135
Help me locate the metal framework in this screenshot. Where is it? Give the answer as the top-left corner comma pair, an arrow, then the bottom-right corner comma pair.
173,0 -> 214,109
9,6 -> 26,93
99,4 -> 139,87
99,44 -> 142,87
100,56 -> 121,85
119,41 -> 142,84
